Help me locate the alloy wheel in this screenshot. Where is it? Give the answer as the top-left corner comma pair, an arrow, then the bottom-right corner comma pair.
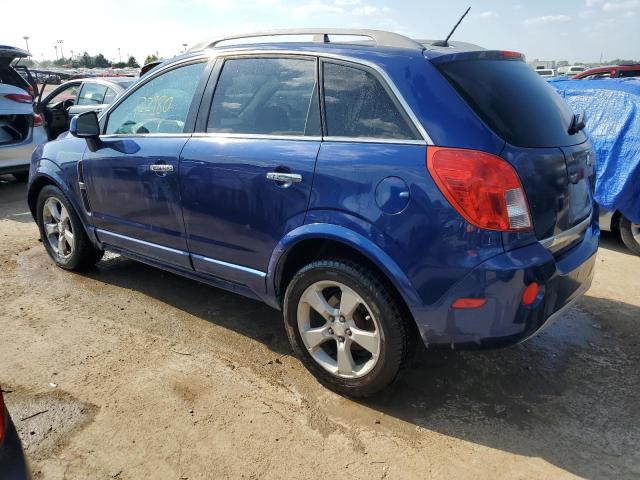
42,197 -> 74,259
297,280 -> 382,378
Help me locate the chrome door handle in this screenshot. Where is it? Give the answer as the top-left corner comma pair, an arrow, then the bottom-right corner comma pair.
266,172 -> 302,183
149,164 -> 174,173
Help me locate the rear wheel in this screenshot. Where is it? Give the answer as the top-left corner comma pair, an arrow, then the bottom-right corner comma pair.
620,216 -> 640,256
36,185 -> 104,270
284,259 -> 414,397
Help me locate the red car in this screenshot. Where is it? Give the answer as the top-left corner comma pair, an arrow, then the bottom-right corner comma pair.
572,64 -> 640,79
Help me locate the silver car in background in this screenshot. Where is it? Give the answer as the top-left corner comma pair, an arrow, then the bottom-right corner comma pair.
600,209 -> 640,255
0,45 -> 46,181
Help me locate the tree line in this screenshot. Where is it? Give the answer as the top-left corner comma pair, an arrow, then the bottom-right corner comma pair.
24,52 -> 162,69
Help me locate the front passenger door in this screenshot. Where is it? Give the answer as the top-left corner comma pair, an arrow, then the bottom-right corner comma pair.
81,60 -> 208,269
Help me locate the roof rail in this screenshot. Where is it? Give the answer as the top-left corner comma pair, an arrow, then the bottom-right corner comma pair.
189,29 -> 424,52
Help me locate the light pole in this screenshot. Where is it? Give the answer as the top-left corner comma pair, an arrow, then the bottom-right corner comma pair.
70,50 -> 74,61
182,43 -> 188,53
23,36 -> 30,53
57,40 -> 64,60
118,47 -> 122,63
53,45 -> 58,60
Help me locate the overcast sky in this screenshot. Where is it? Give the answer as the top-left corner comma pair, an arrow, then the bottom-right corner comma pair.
4,0 -> 639,64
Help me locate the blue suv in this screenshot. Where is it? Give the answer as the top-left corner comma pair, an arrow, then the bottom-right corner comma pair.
27,30 -> 598,397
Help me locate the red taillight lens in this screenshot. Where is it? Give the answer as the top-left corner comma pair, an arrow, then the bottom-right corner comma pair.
501,50 -> 523,59
5,93 -> 33,104
427,147 -> 532,232
33,113 -> 43,127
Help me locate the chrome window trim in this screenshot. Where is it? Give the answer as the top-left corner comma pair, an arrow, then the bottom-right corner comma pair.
539,215 -> 592,250
100,133 -> 193,139
204,48 -> 434,145
192,132 -> 321,142
323,136 -> 427,146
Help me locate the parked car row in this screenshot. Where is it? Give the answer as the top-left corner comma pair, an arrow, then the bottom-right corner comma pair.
533,64 -> 640,80
1,45 -> 134,180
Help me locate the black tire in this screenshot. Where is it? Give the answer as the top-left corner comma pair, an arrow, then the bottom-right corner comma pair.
36,185 -> 104,270
620,216 -> 640,256
284,258 -> 415,397
12,172 -> 29,182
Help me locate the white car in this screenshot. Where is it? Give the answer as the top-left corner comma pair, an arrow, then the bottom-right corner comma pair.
0,46 -> 47,181
536,68 -> 556,78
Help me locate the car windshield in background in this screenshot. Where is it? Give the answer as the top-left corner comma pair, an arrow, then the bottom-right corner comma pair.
438,59 -> 587,148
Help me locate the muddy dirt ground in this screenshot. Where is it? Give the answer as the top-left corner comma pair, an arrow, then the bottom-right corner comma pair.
1,174 -> 638,479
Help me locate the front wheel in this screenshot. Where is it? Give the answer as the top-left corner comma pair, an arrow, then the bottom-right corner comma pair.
284,259 -> 415,397
620,216 -> 640,256
36,185 -> 104,270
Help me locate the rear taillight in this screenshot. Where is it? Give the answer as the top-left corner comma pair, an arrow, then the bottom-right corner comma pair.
33,113 -> 43,127
4,93 -> 33,104
27,85 -> 35,97
427,147 -> 532,232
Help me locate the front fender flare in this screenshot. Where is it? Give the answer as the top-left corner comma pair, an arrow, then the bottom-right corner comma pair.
265,223 -> 422,310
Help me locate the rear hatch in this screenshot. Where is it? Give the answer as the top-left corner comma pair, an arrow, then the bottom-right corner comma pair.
0,46 -> 34,97
433,52 -> 594,250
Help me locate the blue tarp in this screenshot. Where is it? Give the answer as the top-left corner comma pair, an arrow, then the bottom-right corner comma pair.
549,78 -> 640,224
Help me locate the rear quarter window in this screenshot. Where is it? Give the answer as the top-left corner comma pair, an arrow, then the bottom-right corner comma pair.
438,59 -> 586,147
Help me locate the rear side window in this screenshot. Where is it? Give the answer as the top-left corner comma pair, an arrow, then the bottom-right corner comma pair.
322,62 -> 418,140
438,59 -> 586,147
77,83 -> 108,105
208,57 -> 319,136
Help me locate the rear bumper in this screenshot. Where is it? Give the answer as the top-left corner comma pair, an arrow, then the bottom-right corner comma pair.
412,218 -> 599,349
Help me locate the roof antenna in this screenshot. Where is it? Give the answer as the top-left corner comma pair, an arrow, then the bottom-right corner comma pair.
432,7 -> 471,47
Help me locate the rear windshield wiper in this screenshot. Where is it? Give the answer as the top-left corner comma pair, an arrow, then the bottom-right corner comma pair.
568,111 -> 586,135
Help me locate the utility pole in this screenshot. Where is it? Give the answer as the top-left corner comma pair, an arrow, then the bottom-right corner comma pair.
23,36 -> 30,53
53,45 -> 58,60
57,40 -> 64,60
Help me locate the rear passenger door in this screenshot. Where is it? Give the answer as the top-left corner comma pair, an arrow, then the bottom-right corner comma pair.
180,56 -> 321,281
309,60 -> 431,274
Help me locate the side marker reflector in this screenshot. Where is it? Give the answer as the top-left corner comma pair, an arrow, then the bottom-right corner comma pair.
522,282 -> 540,306
452,298 -> 487,309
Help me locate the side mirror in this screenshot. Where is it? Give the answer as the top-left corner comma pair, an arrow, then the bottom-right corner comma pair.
70,111 -> 100,138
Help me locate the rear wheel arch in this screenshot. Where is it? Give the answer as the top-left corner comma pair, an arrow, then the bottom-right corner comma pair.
28,175 -> 58,219
274,236 -> 418,332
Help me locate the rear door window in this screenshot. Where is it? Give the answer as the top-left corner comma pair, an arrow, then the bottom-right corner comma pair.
77,83 -> 108,105
438,59 -> 586,147
322,62 -> 419,140
208,57 -> 319,136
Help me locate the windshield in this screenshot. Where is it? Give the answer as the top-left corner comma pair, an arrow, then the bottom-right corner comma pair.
438,59 -> 587,147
